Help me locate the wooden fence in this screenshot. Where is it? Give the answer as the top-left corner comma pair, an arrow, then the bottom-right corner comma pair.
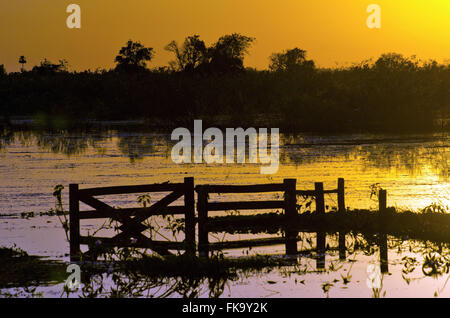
195,178 -> 346,256
69,177 -> 346,260
295,178 -> 346,214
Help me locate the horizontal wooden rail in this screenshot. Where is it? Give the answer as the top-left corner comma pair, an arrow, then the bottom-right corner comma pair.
196,183 -> 285,194
78,183 -> 185,196
206,200 -> 285,211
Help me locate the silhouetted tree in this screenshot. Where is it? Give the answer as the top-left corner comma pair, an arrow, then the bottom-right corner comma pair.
205,33 -> 255,74
0,64 -> 5,76
374,53 -> 418,71
213,34 -> 254,60
165,35 -> 207,72
115,40 -> 154,72
269,48 -> 315,72
32,59 -> 68,75
19,56 -> 27,72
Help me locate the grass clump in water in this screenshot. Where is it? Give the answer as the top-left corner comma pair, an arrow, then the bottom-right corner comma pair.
0,246 -> 67,288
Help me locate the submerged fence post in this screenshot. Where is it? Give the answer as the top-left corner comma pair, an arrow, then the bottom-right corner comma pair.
337,178 -> 345,214
284,179 -> 298,255
197,187 -> 209,257
184,177 -> 195,256
315,182 -> 325,215
69,184 -> 80,262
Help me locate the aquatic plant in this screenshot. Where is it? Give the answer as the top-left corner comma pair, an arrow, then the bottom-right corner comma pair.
53,184 -> 69,241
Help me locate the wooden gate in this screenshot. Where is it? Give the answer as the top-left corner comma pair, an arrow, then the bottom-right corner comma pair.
69,177 -> 195,261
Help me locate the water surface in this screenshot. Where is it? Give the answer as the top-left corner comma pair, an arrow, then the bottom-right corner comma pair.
0,125 -> 448,298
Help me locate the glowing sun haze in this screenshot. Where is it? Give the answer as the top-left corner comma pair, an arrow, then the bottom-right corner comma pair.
0,0 -> 449,72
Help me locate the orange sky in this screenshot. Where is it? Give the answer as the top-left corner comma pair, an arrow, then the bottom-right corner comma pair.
1,0 -> 449,72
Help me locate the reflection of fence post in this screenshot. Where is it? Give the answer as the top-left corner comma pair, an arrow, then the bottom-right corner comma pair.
338,178 -> 345,214
284,179 -> 298,220
315,182 -> 325,215
378,189 -> 388,272
316,232 -> 326,270
197,187 -> 209,257
339,232 -> 346,260
380,233 -> 389,273
184,177 -> 195,256
69,184 -> 80,262
284,179 -> 298,255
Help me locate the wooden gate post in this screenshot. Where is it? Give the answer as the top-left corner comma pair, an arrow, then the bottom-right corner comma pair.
315,182 -> 325,215
284,179 -> 297,221
184,177 -> 195,256
197,187 -> 209,257
69,184 -> 80,262
337,178 -> 345,214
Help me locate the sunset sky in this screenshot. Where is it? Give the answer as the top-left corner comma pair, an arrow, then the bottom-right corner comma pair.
1,0 -> 449,72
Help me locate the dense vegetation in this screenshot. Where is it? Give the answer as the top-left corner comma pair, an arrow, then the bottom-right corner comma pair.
0,34 -> 448,133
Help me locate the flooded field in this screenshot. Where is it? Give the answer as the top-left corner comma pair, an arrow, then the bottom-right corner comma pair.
3,230 -> 450,298
0,124 -> 448,298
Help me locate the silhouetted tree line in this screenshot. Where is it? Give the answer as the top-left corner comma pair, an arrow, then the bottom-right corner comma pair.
0,34 -> 448,132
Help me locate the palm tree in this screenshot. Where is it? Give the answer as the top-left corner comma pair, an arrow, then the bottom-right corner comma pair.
19,56 -> 27,72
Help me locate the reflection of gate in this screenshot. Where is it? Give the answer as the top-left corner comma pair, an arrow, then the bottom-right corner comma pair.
69,177 -> 195,262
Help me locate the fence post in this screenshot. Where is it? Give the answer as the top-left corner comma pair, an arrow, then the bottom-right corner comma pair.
337,178 -> 345,214
378,189 -> 389,272
284,179 -> 298,255
284,179 -> 297,220
197,187 -> 209,257
69,184 -> 80,262
184,177 -> 195,256
315,182 -> 325,215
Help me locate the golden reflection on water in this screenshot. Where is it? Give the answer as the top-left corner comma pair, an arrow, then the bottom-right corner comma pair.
0,130 -> 448,213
